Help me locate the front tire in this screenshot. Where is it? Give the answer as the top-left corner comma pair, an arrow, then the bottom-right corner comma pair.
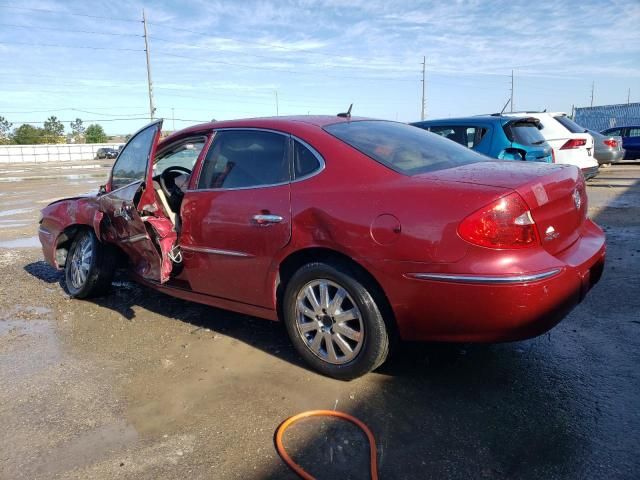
283,262 -> 390,380
64,230 -> 115,298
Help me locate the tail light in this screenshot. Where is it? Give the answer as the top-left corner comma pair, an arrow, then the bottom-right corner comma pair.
458,193 -> 539,249
551,148 -> 556,163
560,138 -> 586,150
603,139 -> 618,148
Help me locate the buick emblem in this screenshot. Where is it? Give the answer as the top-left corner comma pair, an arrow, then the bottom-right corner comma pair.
545,225 -> 560,241
573,189 -> 581,210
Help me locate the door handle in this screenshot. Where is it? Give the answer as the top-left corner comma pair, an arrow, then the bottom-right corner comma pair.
252,214 -> 284,226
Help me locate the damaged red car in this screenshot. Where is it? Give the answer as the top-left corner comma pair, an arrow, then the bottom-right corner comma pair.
38,116 -> 606,379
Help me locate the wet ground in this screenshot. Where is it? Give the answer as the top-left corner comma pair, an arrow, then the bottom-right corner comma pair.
0,162 -> 638,479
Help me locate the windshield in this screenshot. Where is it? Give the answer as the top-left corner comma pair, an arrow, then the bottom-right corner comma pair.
506,121 -> 546,146
554,115 -> 587,134
324,120 -> 487,175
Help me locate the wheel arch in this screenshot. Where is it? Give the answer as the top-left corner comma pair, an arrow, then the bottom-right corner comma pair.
53,224 -> 94,267
275,247 -> 398,338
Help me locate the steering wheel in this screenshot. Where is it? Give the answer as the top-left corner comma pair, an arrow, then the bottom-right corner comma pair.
159,166 -> 191,211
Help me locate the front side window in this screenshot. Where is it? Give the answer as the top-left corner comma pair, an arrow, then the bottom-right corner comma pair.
154,139 -> 205,176
111,124 -> 158,190
197,130 -> 289,189
326,120 -> 486,175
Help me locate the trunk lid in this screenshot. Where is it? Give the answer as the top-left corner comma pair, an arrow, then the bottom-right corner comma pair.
421,161 -> 587,254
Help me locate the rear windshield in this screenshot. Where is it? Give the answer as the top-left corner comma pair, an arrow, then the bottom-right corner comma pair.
505,121 -> 546,146
554,115 -> 587,134
324,120 -> 487,175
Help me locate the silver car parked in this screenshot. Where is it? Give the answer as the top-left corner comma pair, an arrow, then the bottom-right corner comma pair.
588,130 -> 625,166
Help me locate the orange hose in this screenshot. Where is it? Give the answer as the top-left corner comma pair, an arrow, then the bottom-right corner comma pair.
275,410 -> 379,480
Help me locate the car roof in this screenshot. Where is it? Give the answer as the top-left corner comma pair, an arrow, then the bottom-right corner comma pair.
414,115 -> 502,125
413,115 -> 540,127
604,125 -> 640,129
165,115 -> 364,138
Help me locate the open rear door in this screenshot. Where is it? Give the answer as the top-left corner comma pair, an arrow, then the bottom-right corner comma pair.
98,120 -> 174,283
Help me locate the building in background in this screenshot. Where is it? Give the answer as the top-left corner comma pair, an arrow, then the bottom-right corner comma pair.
574,103 -> 640,131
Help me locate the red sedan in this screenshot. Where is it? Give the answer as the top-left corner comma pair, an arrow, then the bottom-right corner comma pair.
38,116 -> 605,379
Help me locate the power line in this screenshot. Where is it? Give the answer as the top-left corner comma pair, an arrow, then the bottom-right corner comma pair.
149,34 -> 415,75
10,117 -> 209,124
0,22 -> 142,37
0,40 -> 143,52
0,107 -> 149,114
147,22 -> 360,61
157,50 -> 417,82
0,4 -> 140,23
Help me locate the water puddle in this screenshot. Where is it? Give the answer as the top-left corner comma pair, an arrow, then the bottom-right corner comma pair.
0,173 -> 106,183
0,223 -> 27,229
0,236 -> 40,248
0,207 -> 32,217
0,316 -> 61,378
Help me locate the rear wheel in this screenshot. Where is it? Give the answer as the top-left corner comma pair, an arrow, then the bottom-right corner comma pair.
283,262 -> 390,380
64,230 -> 115,298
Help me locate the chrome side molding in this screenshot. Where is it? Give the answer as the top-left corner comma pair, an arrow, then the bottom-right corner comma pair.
404,269 -> 562,284
181,245 -> 254,258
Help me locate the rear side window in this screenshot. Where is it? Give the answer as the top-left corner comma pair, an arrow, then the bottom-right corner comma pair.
197,130 -> 289,189
416,125 -> 486,149
293,140 -> 322,179
505,121 -> 546,146
554,116 -> 587,134
603,128 -> 622,136
628,128 -> 640,137
325,121 -> 486,175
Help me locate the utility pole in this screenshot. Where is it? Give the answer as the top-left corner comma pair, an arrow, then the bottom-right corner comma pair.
420,56 -> 426,120
171,108 -> 175,131
275,90 -> 279,116
142,9 -> 156,120
510,70 -> 514,112
590,81 -> 594,107
628,88 -> 631,105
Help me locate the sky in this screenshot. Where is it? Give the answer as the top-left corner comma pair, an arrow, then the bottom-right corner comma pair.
0,0 -> 639,135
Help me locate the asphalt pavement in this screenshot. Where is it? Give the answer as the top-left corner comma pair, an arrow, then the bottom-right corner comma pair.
0,162 -> 638,479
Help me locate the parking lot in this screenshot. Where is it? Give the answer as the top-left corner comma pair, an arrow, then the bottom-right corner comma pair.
0,163 -> 639,479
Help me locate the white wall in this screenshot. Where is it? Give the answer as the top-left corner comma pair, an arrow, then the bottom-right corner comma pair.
0,143 -> 124,164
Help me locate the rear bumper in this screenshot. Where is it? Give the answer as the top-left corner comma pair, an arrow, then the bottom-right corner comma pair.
595,149 -> 625,164
370,220 -> 606,342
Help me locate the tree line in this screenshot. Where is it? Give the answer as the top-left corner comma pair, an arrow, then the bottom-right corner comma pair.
0,116 -> 108,145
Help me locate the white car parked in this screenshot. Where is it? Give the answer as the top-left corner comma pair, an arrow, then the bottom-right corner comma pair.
504,112 -> 598,179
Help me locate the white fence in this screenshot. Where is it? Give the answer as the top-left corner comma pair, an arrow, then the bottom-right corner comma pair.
0,143 -> 124,164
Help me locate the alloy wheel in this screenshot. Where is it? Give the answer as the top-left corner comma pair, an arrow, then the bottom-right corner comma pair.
295,279 -> 364,365
69,235 -> 93,289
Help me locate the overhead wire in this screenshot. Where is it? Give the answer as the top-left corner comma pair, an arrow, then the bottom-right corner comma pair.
0,22 -> 142,37
0,4 -> 140,23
